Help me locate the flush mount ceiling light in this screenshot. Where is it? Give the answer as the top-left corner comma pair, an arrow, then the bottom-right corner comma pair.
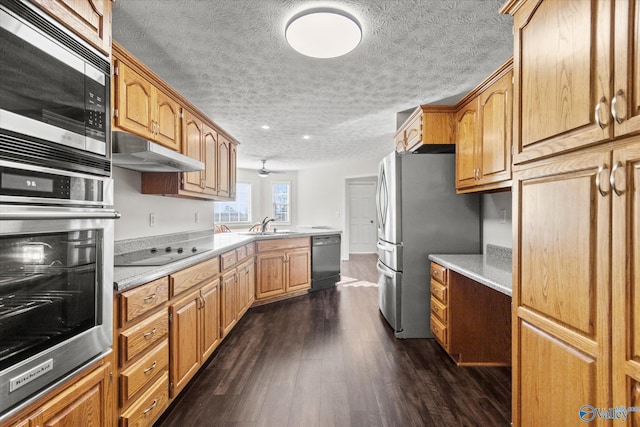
285,8 -> 362,59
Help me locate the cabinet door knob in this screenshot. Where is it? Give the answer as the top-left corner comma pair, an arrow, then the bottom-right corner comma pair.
611,89 -> 626,124
610,161 -> 625,196
595,164 -> 610,197
595,97 -> 610,129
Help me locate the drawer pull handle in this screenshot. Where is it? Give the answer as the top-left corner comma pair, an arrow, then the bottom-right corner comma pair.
143,328 -> 157,338
143,293 -> 157,303
143,399 -> 158,415
143,361 -> 157,374
596,164 -> 610,197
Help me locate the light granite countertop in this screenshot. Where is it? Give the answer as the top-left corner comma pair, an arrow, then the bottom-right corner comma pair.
428,244 -> 512,297
114,228 -> 341,292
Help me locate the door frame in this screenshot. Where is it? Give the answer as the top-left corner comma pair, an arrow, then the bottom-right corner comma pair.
344,175 -> 377,260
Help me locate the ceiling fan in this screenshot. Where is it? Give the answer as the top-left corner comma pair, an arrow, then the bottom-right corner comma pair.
257,160 -> 283,178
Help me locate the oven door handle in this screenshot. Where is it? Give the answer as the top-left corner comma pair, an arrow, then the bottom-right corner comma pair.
0,210 -> 121,220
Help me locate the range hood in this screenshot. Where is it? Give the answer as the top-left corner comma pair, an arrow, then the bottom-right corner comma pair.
112,131 -> 204,172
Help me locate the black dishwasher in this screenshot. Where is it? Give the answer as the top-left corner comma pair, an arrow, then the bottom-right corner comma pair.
310,234 -> 341,291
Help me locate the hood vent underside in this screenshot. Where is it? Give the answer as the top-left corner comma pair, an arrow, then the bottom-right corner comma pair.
112,131 -> 204,173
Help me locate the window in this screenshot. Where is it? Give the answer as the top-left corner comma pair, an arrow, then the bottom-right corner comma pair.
272,182 -> 290,223
214,182 -> 251,223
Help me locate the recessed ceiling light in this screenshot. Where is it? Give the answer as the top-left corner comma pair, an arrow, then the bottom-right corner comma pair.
261,125 -> 270,130
285,8 -> 362,59
303,135 -> 310,140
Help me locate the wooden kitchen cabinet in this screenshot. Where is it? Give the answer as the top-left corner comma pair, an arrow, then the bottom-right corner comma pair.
2,360 -> 114,427
182,111 -> 218,195
511,144 -> 621,426
455,97 -> 479,190
217,135 -> 231,198
612,140 -> 640,418
430,262 -> 510,365
502,0 -> 640,164
220,268 -> 237,338
455,61 -> 512,193
394,105 -> 455,152
236,245 -> 255,318
113,42 -> 240,201
30,0 -> 113,56
113,59 -> 181,152
255,237 -> 311,303
500,0 -> 640,423
115,277 -> 169,426
169,259 -> 221,397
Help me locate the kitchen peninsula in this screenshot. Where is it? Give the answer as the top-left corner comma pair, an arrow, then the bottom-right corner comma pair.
111,229 -> 340,425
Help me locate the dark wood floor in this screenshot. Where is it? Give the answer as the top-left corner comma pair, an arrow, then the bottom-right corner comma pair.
156,254 -> 511,427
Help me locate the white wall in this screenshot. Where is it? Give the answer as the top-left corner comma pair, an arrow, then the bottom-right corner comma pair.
297,156 -> 381,259
481,191 -> 513,252
113,167 -> 215,240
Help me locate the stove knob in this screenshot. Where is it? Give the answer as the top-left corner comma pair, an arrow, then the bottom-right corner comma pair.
191,247 -> 198,253
150,248 -> 158,253
177,247 -> 184,254
165,247 -> 172,253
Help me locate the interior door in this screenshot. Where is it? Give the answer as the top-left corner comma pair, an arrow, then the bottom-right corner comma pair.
349,181 -> 377,253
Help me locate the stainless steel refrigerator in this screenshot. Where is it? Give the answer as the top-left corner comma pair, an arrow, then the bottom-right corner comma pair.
376,151 -> 480,338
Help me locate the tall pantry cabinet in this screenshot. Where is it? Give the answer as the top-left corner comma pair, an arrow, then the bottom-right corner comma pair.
501,0 -> 640,425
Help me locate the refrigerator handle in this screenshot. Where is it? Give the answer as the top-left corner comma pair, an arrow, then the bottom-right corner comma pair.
376,240 -> 394,252
376,260 -> 395,278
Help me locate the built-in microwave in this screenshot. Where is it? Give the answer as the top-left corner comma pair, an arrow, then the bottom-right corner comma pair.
0,0 -> 111,177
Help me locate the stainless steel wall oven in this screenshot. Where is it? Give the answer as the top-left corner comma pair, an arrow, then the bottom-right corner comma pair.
0,0 -> 116,419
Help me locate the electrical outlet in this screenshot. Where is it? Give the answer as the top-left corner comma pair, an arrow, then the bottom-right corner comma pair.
499,209 -> 507,224
149,213 -> 157,227
195,212 -> 199,223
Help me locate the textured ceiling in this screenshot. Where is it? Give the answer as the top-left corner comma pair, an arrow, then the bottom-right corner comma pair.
112,0 -> 513,172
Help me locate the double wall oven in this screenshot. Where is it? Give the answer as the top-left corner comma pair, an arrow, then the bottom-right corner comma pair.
0,0 -> 116,418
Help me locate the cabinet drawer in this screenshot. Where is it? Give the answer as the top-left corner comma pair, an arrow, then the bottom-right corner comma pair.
170,257 -> 219,297
120,310 -> 168,365
221,250 -> 237,271
431,279 -> 448,305
120,340 -> 168,406
236,245 -> 247,262
245,243 -> 255,257
430,262 -> 448,284
120,374 -> 169,427
256,237 -> 310,252
120,277 -> 169,326
431,296 -> 448,324
431,315 -> 448,349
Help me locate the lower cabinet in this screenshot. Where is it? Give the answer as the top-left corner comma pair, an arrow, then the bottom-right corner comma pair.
2,360 -> 114,427
220,268 -> 237,338
236,257 -> 255,318
430,262 -> 511,366
169,278 -> 220,398
117,278 -> 170,427
255,237 -> 311,302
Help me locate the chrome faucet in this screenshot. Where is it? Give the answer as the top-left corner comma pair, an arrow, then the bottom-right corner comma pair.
260,216 -> 275,233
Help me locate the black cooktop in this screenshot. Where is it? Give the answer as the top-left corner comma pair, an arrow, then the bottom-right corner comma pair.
114,241 -> 212,267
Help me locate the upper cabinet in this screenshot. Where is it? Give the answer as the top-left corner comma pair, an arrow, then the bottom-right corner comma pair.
455,63 -> 513,193
504,0 -> 640,164
112,42 -> 238,200
114,60 -> 181,151
30,0 -> 112,56
613,0 -> 640,138
394,106 -> 455,152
